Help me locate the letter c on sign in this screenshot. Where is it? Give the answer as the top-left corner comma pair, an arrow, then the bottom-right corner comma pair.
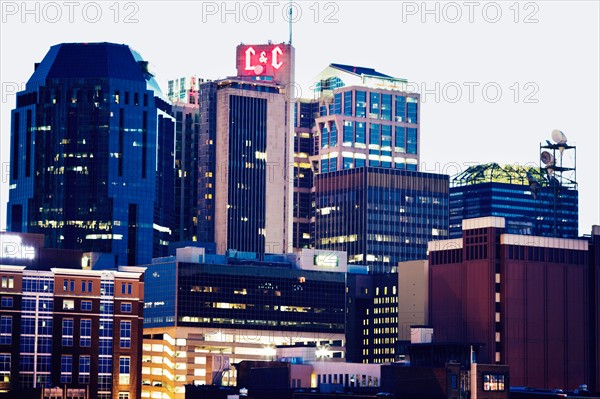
272,46 -> 283,69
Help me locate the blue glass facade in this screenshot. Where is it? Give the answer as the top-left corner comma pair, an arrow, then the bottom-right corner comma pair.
449,164 -> 579,238
314,88 -> 419,173
143,255 -> 346,333
314,167 -> 449,273
7,43 -> 174,265
449,183 -> 578,238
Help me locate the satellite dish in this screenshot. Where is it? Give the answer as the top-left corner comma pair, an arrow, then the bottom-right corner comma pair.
551,129 -> 568,144
540,151 -> 555,166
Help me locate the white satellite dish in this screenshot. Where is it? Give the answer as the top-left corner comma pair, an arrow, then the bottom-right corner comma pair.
540,151 -> 555,166
551,129 -> 568,145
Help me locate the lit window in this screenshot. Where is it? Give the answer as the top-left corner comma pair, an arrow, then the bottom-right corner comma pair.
483,374 -> 505,391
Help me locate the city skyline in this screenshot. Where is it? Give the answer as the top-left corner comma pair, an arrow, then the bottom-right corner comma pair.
1,1 -> 599,235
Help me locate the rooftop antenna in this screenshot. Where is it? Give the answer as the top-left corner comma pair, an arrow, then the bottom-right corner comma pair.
288,0 -> 293,45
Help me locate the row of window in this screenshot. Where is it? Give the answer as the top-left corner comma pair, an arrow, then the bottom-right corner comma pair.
58,354 -> 130,384
329,91 -> 419,123
61,319 -> 130,348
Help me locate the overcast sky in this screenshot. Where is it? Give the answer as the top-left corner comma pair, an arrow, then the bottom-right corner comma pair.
1,1 -> 598,234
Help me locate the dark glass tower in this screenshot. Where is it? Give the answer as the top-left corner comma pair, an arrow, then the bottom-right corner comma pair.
314,167 -> 449,273
7,42 -> 174,265
449,163 -> 579,238
167,77 -> 202,243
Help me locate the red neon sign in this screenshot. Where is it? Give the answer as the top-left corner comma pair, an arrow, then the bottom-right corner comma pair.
236,44 -> 289,78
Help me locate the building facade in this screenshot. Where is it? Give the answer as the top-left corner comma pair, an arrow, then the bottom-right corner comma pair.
6,42 -> 175,266
310,63 -> 420,173
195,43 -> 295,255
0,232 -> 145,399
429,216 -> 594,390
314,167 -> 449,272
345,272 -> 399,364
140,247 -> 347,398
167,77 -> 203,243
292,100 -> 319,249
449,163 -> 578,239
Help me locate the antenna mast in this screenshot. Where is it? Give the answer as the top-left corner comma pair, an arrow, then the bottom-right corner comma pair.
289,0 -> 293,45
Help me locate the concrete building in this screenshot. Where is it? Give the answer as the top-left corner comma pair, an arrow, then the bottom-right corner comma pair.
197,43 -> 295,255
429,216 -> 596,390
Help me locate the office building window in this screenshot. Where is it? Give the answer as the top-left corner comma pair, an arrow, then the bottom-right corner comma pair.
80,319 -> 91,347
0,297 -> 12,307
0,316 -> 12,345
0,353 -> 10,382
1,277 -> 14,289
81,300 -> 92,311
63,299 -> 74,310
120,321 -> 131,348
119,356 -> 130,384
62,319 -> 73,346
356,91 -> 366,117
61,355 -> 72,384
79,355 -> 91,384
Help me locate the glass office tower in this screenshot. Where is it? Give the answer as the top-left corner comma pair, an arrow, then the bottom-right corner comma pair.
7,42 -> 174,265
309,64 -> 449,270
314,167 -> 449,272
449,163 -> 578,238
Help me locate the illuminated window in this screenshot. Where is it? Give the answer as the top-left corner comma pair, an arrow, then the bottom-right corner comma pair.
483,374 -> 505,391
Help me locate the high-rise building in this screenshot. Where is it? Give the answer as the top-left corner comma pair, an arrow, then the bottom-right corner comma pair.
429,216 -> 596,389
140,247 -> 347,398
167,77 -> 203,243
6,42 -> 175,266
308,64 -> 448,270
310,63 -> 420,173
313,167 -> 449,272
292,100 -> 319,249
449,163 -> 578,238
0,232 -> 145,399
197,43 -> 295,255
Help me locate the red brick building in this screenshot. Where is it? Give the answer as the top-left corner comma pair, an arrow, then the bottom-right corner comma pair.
0,232 -> 145,399
428,217 -> 596,390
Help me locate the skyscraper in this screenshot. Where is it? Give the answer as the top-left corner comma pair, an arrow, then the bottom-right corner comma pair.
167,77 -> 203,243
197,43 -> 295,255
449,163 -> 578,238
292,99 -> 319,249
310,63 -> 420,173
309,64 -> 448,270
6,42 -> 174,265
314,167 -> 449,272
